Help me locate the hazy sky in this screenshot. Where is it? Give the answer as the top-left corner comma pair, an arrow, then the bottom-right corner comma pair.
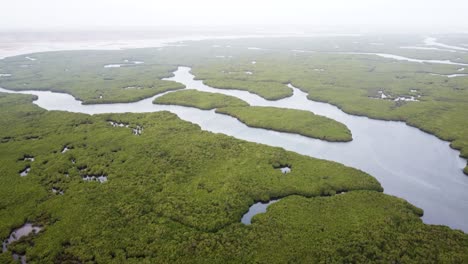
2,0 -> 468,31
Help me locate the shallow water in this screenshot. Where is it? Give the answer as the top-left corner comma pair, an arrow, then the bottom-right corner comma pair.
347,52 -> 468,66
61,146 -> 70,153
0,33 -> 309,59
431,73 -> 468,78
424,37 -> 468,52
52,187 -> 64,195
82,175 -> 108,183
400,46 -> 457,53
2,223 -> 42,264
241,200 -> 279,225
2,223 -> 42,252
1,66 -> 468,232
104,60 -> 144,68
19,167 -> 30,177
279,167 -> 291,174
291,49 -> 468,66
22,156 -> 34,162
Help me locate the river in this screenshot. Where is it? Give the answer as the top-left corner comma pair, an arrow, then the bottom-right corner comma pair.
1,66 -> 467,232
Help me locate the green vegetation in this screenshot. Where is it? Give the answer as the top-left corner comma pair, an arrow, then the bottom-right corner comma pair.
154,89 -> 249,109
0,37 -> 466,170
201,79 -> 293,100
154,91 -> 351,141
285,54 -> 468,173
216,106 -> 352,142
1,35 -> 468,262
0,51 -> 185,104
1,92 -> 467,263
183,40 -> 468,173
0,92 -> 377,262
249,192 -> 468,263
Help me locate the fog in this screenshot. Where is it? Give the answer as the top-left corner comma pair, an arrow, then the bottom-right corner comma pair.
2,0 -> 468,33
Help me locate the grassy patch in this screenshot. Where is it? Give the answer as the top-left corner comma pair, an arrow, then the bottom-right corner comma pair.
154,89 -> 249,109
216,106 -> 352,142
247,191 -> 468,263
201,79 -> 293,100
154,90 -> 351,142
0,50 -> 185,104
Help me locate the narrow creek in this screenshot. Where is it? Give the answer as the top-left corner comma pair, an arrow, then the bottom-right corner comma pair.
1,66 -> 467,232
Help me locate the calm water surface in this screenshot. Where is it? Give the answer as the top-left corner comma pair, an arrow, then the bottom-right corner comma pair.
1,66 -> 467,232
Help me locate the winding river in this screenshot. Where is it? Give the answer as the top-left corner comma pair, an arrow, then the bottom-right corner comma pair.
1,66 -> 467,232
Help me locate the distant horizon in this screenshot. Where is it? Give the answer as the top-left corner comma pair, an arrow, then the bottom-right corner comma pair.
2,0 -> 468,33
1,24 -> 467,35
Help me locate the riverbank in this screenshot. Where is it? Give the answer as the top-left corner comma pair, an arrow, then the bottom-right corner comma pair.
1,65 -> 467,232
216,106 -> 352,142
154,89 -> 249,109
1,92 -> 467,262
154,90 -> 352,142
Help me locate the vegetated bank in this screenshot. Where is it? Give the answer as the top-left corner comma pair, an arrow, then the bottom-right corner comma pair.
201,79 -> 293,100
216,106 -> 352,142
154,90 -> 352,142
0,50 -> 185,104
1,92 -> 467,263
2,39 -> 467,173
154,89 -> 249,109
186,39 -> 468,174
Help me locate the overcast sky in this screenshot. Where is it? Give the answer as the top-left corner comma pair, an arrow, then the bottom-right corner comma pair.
2,0 -> 468,31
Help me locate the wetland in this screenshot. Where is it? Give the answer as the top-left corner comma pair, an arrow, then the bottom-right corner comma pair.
1,34 -> 468,263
